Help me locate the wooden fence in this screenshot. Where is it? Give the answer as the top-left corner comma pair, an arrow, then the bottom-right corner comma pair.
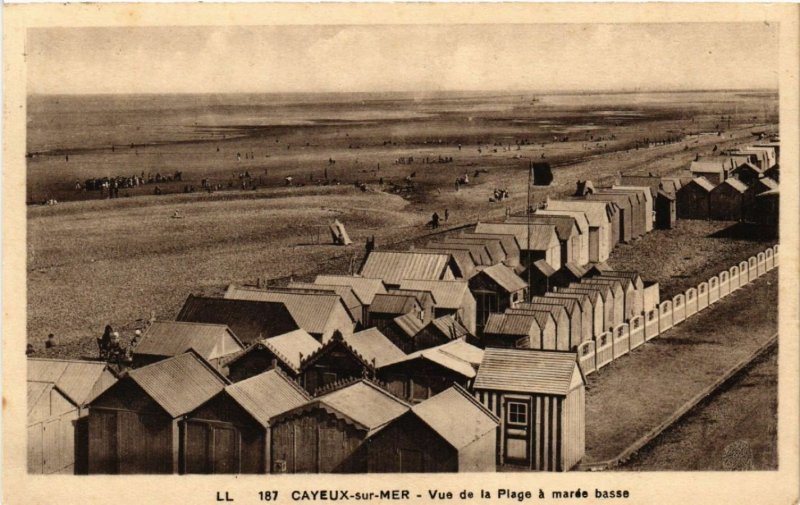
576,245 -> 777,377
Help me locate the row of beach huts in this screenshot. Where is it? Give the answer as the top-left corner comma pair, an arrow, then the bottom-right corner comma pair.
28,141 -> 779,475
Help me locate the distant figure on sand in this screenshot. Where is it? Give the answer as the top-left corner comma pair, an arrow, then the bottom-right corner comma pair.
431,212 -> 440,229
444,209 -> 449,222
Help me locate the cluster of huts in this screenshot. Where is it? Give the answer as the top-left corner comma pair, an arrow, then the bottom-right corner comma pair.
28,139 -> 779,475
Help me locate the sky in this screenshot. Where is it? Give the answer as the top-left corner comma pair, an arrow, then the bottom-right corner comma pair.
26,23 -> 779,95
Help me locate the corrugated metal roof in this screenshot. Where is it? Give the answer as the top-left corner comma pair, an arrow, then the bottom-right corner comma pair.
545,291 -> 591,310
530,296 -> 579,315
717,178 -> 748,193
28,358 -> 116,407
346,328 -> 406,367
437,339 -> 484,367
462,232 -> 521,258
428,314 -> 471,341
535,209 -> 592,235
441,238 -> 504,264
507,215 -> 575,241
546,199 -> 616,227
134,321 -> 242,360
415,248 -> 475,279
505,308 -> 555,331
224,369 -> 310,427
480,263 -> 528,293
370,293 -> 420,315
411,385 -> 498,449
389,288 -> 437,306
263,329 -> 323,371
483,313 -> 539,337
176,295 -> 299,345
224,286 -> 349,336
474,348 -> 580,395
563,261 -> 588,279
319,380 -> 409,430
528,259 -> 556,277
314,275 -> 387,305
399,279 -> 469,309
474,222 -> 558,251
288,282 -> 361,316
381,343 -> 477,379
425,242 -> 487,266
557,287 -> 603,304
129,352 -> 228,417
589,190 -> 635,210
392,312 -> 426,338
360,251 -> 453,285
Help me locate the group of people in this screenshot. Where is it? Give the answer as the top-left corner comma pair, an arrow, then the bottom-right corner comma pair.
491,188 -> 510,202
96,325 -> 141,364
430,208 -> 450,229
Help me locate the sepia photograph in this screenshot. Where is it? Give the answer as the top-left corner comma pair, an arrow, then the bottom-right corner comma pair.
4,3 -> 799,505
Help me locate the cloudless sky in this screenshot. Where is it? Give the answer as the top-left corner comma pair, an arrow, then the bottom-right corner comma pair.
27,23 -> 778,95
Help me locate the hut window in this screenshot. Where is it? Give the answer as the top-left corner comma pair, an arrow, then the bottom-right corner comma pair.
322,372 -> 338,386
507,401 -> 528,426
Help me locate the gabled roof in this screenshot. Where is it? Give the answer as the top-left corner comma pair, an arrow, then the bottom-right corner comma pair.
474,222 -> 558,251
262,329 -> 323,371
557,286 -> 604,303
360,251 -> 455,285
474,348 -> 582,396
461,231 -> 521,257
597,269 -> 643,285
299,332 -> 374,372
314,275 -> 387,305
478,263 -> 529,293
427,314 -> 471,341
442,237 -> 506,264
224,286 -> 350,336
683,176 -> 715,192
546,199 -> 617,227
287,282 -> 361,319
425,242 -> 488,266
753,177 -> 778,191
656,189 -> 676,200
275,380 -> 409,432
505,308 -> 556,330
399,279 -> 470,309
715,178 -> 748,194
223,369 -> 310,427
176,295 -> 299,345
690,159 -> 735,174
379,341 -> 479,379
27,358 -> 116,407
530,296 -> 579,315
134,321 -> 243,360
392,312 -> 427,338
618,175 -> 661,196
531,210 -> 590,235
436,338 -> 484,368
127,351 -> 228,418
506,215 -> 577,241
562,261 -> 588,279
370,293 -> 420,315
527,259 -> 557,278
389,288 -> 437,306
731,161 -> 763,174
545,291 -> 592,310
410,385 -> 499,450
415,248 -> 476,279
483,313 -> 540,337
345,328 -> 406,367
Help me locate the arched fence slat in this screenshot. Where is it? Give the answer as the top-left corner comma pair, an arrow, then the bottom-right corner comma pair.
672,294 -> 686,325
629,316 -> 644,350
594,332 -> 613,370
644,309 -> 660,341
658,300 -> 673,333
708,275 -> 720,305
613,324 -> 630,360
697,282 -> 709,311
719,271 -> 730,299
577,340 -> 596,376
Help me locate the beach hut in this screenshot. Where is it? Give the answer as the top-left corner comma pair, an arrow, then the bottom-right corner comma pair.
613,185 -> 654,233
730,162 -> 764,186
545,200 -> 616,262
507,303 -> 571,351
468,263 -> 528,336
287,282 -> 364,326
411,314 -> 472,351
532,210 -> 591,265
461,231 -> 522,272
528,296 -> 584,349
473,348 -> 585,471
521,259 -> 556,297
507,214 -> 582,266
223,286 -> 355,343
87,351 -> 228,474
269,380 -> 409,473
443,236 -> 506,265
183,369 -> 310,474
709,178 -> 748,221
359,251 -> 460,288
655,189 -> 676,229
223,329 -> 322,382
176,296 -> 299,346
425,241 -> 490,267
676,177 -> 714,220
28,359 -> 117,474
474,222 -> 561,271
595,270 -> 645,318
545,291 -> 595,342
367,293 -> 424,331
364,385 -> 498,473
550,262 -> 588,290
399,279 -> 476,334
579,278 -> 626,325
314,275 -> 388,324
378,339 -> 482,403
131,321 -> 244,369
482,312 -> 556,350
554,288 -> 604,337
586,191 -> 635,242
388,288 -> 437,323
689,159 -> 735,184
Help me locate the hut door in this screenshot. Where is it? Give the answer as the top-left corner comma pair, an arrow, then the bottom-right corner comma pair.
503,398 -> 531,466
399,448 -> 424,472
212,426 -> 239,474
42,419 -> 61,474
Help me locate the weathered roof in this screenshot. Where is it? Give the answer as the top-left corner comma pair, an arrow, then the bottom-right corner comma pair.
530,296 -> 579,315
546,199 -> 616,227
287,282 -> 361,318
715,178 -> 748,194
562,261 -> 588,279
224,286 -> 350,336
619,175 -> 661,196
479,263 -> 529,293
461,232 -> 521,257
505,308 -> 556,330
392,312 -> 427,338
128,352 -> 228,418
415,248 -> 476,278
545,291 -> 592,310
425,242 -> 488,266
317,380 -> 409,430
507,215 -> 577,241
441,237 -> 505,264
176,295 -> 299,345
314,275 -> 387,305
474,348 -> 581,395
690,159 -> 734,175
360,251 -> 454,285
381,342 -> 478,379
436,338 -> 485,367
223,369 -> 310,427
263,329 -> 323,371
597,270 -> 643,285
483,313 -> 540,337
656,189 -> 676,200
399,279 -> 470,309
474,222 -> 558,251
532,210 -> 590,235
134,321 -> 243,360
527,259 -> 557,278
684,176 -> 715,192
370,293 -> 420,315
557,287 -> 603,303
428,314 -> 471,341
346,328 -> 406,367
588,190 -> 635,210
660,177 -> 686,195
389,288 -> 437,306
411,385 -> 499,450
27,358 -> 117,407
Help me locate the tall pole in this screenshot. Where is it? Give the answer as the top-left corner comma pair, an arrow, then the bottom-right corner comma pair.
527,161 -> 532,302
